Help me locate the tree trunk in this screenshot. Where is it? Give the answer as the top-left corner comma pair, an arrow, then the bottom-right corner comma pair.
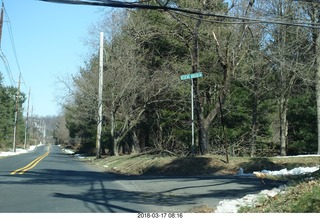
194,78 -> 207,155
110,110 -> 119,156
113,138 -> 119,156
316,29 -> 320,155
307,6 -> 320,155
192,16 -> 207,155
131,130 -> 140,154
251,92 -> 258,157
279,93 -> 288,156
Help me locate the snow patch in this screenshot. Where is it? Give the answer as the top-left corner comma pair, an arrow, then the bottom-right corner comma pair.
254,166 -> 319,176
74,154 -> 85,159
2,147 -> 319,213
0,145 -> 38,157
216,165 -> 319,213
62,148 -> 75,155
215,186 -> 286,213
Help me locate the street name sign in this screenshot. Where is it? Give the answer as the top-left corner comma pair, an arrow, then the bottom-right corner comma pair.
179,71 -> 203,156
180,72 -> 203,80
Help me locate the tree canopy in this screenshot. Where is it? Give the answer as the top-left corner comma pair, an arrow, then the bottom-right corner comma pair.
55,0 -> 320,157
0,73 -> 26,149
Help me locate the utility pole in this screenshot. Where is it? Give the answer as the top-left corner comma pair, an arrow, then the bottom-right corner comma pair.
30,105 -> 34,145
43,123 -> 46,145
13,75 -> 21,152
96,32 -> 104,159
24,88 -> 30,149
0,1 -> 4,47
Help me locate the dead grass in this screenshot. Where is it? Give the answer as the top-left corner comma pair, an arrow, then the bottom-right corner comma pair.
70,151 -> 320,213
187,205 -> 215,213
239,174 -> 320,213
81,154 -> 320,176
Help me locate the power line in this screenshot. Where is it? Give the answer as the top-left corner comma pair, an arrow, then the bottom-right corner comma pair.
173,10 -> 319,29
0,0 -> 15,86
0,1 -> 28,92
3,4 -> 28,89
39,0 -> 320,29
0,0 -> 30,120
0,49 -> 15,85
4,6 -> 21,74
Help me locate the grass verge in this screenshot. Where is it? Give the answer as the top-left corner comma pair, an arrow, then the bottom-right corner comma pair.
81,153 -> 320,176
239,174 -> 320,212
77,152 -> 320,213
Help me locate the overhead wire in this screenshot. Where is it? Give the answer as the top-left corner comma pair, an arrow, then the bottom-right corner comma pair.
3,3 -> 28,90
0,49 -> 15,86
39,0 -> 320,29
172,10 -> 319,28
0,2 -> 29,99
0,0 -> 15,86
0,0 -> 30,118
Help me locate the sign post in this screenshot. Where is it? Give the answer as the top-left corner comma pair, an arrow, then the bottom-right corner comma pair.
180,72 -> 203,156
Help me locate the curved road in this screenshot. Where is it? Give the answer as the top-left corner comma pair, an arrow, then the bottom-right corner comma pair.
0,145 -> 285,213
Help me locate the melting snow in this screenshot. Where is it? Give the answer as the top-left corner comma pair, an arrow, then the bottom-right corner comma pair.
1,147 -> 319,213
255,166 -> 319,176
0,145 -> 38,157
215,157 -> 320,213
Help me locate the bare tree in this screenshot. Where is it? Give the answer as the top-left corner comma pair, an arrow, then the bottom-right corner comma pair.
264,0 -> 314,156
100,11 -> 180,155
53,114 -> 70,145
200,0 -> 256,155
307,3 -> 320,155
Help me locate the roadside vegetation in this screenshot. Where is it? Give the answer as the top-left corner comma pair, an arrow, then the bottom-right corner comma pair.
53,0 -> 320,160
80,153 -> 319,177
74,151 -> 320,213
239,177 -> 320,213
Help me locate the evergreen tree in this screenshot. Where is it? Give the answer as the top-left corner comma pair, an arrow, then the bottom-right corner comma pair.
0,73 -> 25,149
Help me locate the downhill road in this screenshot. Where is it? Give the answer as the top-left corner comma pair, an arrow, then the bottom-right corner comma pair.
0,145 -> 284,213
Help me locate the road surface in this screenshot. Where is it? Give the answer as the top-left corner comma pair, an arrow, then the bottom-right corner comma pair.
0,145 -> 285,213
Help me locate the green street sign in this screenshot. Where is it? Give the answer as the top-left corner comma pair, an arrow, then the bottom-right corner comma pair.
180,72 -> 203,80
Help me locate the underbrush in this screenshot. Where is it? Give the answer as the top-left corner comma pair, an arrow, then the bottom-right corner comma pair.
83,153 -> 320,177
239,177 -> 320,213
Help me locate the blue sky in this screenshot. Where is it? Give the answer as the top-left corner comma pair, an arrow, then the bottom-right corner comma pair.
0,0 -> 106,117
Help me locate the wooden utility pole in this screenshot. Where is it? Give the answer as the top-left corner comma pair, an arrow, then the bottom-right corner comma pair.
96,32 -> 104,159
0,1 -> 4,47
13,75 -> 21,152
24,88 -> 31,149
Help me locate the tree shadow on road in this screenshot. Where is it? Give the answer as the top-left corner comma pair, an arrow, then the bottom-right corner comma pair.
1,167 -> 286,213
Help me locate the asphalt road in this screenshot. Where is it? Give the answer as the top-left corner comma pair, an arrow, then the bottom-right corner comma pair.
0,145 -> 285,213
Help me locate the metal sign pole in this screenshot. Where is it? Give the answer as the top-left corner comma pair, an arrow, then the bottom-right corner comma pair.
180,72 -> 203,156
191,78 -> 195,156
